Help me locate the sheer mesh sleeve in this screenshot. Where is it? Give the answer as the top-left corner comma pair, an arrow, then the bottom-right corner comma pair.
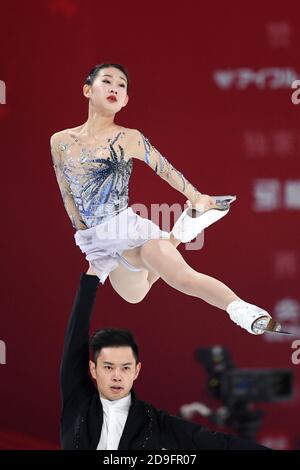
128,130 -> 202,205
50,135 -> 87,230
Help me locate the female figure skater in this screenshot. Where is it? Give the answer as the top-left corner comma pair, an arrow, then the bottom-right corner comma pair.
50,63 -> 281,335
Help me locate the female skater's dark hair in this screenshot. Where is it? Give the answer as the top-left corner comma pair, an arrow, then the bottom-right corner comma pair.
85,63 -> 130,91
90,328 -> 139,364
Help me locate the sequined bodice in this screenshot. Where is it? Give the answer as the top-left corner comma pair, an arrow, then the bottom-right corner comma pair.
58,131 -> 132,227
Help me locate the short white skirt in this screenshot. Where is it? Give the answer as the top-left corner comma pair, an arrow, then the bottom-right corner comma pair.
74,206 -> 170,284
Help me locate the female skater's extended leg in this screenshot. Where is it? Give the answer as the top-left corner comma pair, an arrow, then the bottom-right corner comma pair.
139,239 -> 274,334
146,233 -> 181,288
140,239 -> 237,310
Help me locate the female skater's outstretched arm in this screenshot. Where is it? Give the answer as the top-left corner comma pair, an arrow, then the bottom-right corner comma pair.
127,129 -> 215,210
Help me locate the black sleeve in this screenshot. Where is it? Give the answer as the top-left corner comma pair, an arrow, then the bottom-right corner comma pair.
60,273 -> 100,412
159,413 -> 269,450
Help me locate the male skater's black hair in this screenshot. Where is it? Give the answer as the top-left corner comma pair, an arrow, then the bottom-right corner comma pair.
90,328 -> 139,364
84,63 -> 130,91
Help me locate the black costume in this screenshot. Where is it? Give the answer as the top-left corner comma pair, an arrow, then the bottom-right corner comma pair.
60,274 -> 267,450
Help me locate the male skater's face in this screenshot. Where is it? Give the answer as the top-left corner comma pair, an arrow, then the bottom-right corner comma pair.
83,66 -> 129,113
89,346 -> 141,401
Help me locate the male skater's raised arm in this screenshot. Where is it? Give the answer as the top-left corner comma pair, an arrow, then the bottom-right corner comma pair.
60,269 -> 100,448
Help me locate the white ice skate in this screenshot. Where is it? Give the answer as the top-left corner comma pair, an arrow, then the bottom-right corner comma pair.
226,299 -> 289,335
171,195 -> 237,243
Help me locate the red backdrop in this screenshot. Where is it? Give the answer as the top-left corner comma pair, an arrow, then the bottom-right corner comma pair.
0,0 -> 299,450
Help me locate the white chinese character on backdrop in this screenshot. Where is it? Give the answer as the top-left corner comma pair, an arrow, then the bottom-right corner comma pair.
243,131 -> 269,158
274,251 -> 298,279
272,130 -> 296,157
284,180 -> 300,209
243,130 -> 300,159
252,179 -> 281,212
274,298 -> 300,323
266,22 -> 292,48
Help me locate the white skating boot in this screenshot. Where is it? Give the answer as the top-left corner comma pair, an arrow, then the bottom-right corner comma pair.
226,299 -> 282,335
171,195 -> 236,243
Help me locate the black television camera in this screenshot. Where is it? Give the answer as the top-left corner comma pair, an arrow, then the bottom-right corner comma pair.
181,346 -> 293,441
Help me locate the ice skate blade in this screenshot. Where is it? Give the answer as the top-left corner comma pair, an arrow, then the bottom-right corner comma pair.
264,319 -> 291,335
264,329 -> 291,335
212,195 -> 237,210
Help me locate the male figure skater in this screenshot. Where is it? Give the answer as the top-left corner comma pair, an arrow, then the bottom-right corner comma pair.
60,267 -> 268,450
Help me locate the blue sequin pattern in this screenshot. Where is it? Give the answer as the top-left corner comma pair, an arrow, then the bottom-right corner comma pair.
60,132 -> 132,228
